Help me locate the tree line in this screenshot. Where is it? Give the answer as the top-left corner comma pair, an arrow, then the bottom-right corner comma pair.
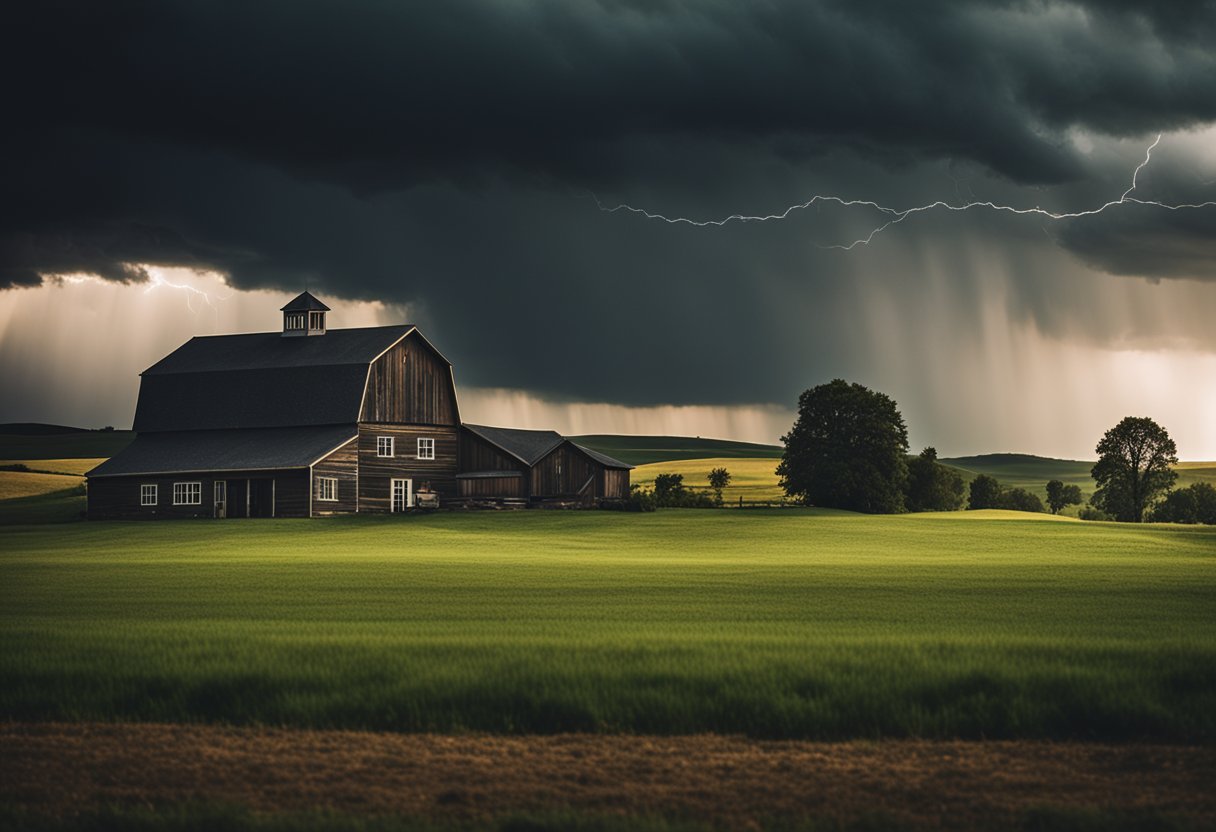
776,379 -> 1213,524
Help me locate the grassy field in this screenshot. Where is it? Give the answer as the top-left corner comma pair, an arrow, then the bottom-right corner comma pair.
2,510 -> 1214,740
573,435 -> 782,466
633,457 -> 788,503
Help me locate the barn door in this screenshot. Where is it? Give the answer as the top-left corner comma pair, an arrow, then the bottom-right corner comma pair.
391,478 -> 412,512
214,480 -> 227,519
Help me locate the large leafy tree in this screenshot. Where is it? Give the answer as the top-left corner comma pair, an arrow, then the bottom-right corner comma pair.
778,379 -> 909,514
1090,417 -> 1178,523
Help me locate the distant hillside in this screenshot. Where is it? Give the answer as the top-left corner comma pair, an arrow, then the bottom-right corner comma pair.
942,453 -> 1095,490
0,425 -> 134,460
0,422 -> 90,435
572,435 -> 783,466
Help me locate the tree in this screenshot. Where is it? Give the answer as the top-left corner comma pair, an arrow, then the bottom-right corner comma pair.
905,447 -> 964,512
652,473 -> 686,506
1045,480 -> 1083,514
777,379 -> 909,514
1149,483 -> 1216,525
967,474 -> 1002,510
707,467 -> 731,506
1090,417 -> 1178,523
998,487 -> 1044,513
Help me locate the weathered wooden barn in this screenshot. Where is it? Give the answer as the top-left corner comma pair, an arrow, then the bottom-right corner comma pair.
86,292 -> 630,519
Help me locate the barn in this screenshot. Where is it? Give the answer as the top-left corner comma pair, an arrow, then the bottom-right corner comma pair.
85,292 -> 630,519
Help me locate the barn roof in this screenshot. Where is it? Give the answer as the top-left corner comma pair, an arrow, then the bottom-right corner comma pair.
142,325 -> 415,374
87,425 -> 357,478
462,424 -> 564,466
133,325 -> 419,432
571,442 -> 633,470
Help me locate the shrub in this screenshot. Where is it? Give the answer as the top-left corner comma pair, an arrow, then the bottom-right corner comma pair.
997,487 -> 1045,513
1148,483 -> 1216,524
1078,505 -> 1113,521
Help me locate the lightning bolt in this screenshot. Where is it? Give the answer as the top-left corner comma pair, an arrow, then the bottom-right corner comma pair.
143,269 -> 231,315
595,134 -> 1216,250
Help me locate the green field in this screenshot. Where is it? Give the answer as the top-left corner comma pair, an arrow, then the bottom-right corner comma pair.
573,435 -> 782,466
2,510 -> 1214,740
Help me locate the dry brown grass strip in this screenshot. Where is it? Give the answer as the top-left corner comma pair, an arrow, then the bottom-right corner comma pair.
3,723 -> 1214,828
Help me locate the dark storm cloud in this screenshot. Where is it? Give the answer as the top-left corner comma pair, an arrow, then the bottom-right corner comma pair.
1,0 -> 1215,407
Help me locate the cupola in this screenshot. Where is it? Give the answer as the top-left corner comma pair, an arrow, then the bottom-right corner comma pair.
280,291 -> 330,337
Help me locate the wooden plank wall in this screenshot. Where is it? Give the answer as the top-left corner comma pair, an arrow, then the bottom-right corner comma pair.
311,438 -> 359,515
458,475 -> 525,498
360,333 -> 458,426
460,430 -> 529,475
86,470 -> 310,520
531,444 -> 598,498
358,424 -> 460,511
603,468 -> 630,499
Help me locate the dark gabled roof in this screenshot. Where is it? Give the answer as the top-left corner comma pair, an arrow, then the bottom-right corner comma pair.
142,325 -> 415,374
134,325 -> 419,432
462,424 -> 564,466
571,442 -> 634,470
86,425 -> 357,478
280,291 -> 331,312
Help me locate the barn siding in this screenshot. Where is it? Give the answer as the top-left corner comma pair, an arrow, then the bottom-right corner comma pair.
603,468 -> 630,500
358,424 -> 459,512
87,470 -> 310,520
458,475 -> 525,498
460,430 -> 527,474
311,438 -> 359,515
531,445 -> 599,499
360,333 -> 459,426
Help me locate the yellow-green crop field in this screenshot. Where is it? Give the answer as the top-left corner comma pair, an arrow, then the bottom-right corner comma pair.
2,510 -> 1213,740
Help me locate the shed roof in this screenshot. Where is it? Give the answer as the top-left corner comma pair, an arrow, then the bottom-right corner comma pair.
87,425 -> 357,478
571,442 -> 634,470
462,424 -> 565,466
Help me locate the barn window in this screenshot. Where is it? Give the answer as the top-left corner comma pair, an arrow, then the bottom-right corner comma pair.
316,477 -> 338,501
172,482 -> 201,505
417,437 -> 435,460
140,484 -> 158,506
377,436 -> 395,457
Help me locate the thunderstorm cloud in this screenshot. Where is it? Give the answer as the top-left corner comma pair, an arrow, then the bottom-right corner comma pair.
1,0 -> 1215,453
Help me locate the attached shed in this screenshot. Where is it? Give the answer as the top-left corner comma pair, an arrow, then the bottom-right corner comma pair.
531,441 -> 632,502
459,424 -> 632,504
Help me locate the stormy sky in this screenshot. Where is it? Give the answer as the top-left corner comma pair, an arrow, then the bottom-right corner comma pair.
2,0 -> 1215,457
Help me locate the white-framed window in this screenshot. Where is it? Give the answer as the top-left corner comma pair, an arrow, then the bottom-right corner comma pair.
417,437 -> 435,460
316,477 -> 338,502
140,484 -> 158,506
172,482 -> 202,505
377,436 -> 395,457
285,312 -> 306,330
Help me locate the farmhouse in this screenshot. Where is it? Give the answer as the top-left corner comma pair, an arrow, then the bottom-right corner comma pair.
86,293 -> 631,519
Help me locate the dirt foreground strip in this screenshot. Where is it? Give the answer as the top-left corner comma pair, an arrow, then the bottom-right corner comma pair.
3,724 -> 1215,829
